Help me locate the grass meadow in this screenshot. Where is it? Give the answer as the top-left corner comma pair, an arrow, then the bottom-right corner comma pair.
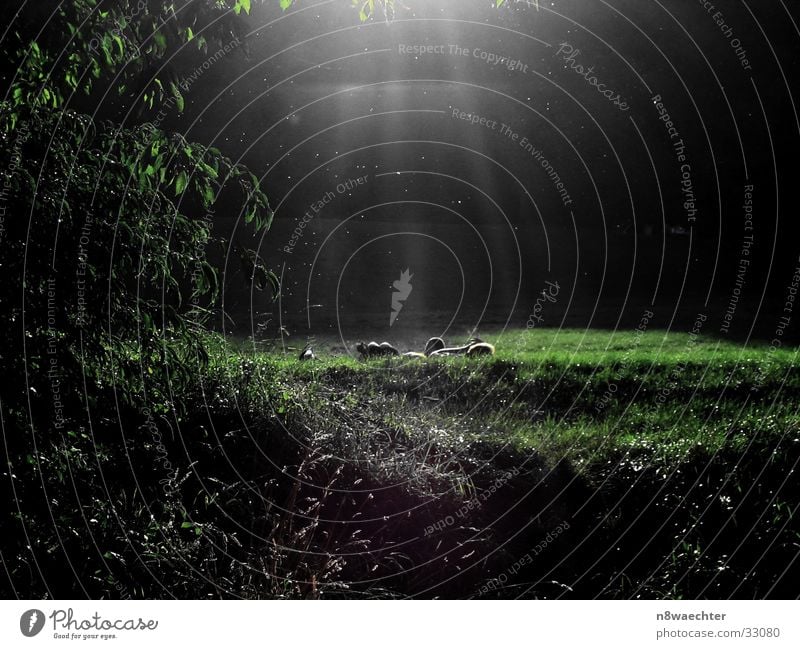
5,327 -> 798,599
195,327 -> 798,598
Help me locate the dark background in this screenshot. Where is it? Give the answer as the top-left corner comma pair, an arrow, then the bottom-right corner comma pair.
82,0 -> 800,343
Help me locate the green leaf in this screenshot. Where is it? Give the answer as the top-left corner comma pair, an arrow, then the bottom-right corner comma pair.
200,262 -> 219,296
202,183 -> 215,207
101,36 -> 113,64
112,34 -> 124,57
175,171 -> 188,195
170,81 -> 185,113
153,31 -> 167,52
280,0 -> 293,9
197,160 -> 218,179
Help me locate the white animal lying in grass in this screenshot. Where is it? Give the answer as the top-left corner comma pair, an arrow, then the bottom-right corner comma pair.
427,337 -> 495,357
361,336 -> 495,359
356,341 -> 400,358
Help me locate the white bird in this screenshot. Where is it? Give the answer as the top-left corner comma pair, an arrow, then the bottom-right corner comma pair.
298,344 -> 316,361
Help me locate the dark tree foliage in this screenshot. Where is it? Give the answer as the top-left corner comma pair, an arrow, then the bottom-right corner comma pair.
1,0 -> 275,415
0,1 -> 278,596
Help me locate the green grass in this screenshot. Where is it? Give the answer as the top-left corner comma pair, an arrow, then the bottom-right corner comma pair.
130,326 -> 799,598
234,328 -> 799,475
8,328 -> 796,598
